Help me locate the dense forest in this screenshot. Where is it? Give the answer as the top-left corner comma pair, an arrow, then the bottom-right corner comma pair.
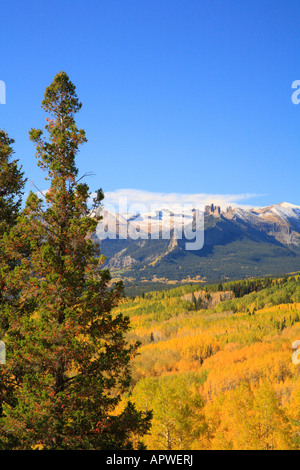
113,275 -> 300,450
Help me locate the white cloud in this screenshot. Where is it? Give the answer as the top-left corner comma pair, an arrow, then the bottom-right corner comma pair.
98,188 -> 264,213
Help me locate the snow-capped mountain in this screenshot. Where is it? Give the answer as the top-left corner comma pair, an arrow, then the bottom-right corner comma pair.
93,202 -> 300,286
94,207 -> 200,241
229,203 -> 300,246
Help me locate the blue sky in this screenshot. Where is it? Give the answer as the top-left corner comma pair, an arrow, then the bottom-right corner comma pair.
1,0 -> 300,208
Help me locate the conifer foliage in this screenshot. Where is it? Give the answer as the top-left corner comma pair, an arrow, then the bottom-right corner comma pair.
0,131 -> 25,236
0,131 -> 26,425
0,72 -> 151,449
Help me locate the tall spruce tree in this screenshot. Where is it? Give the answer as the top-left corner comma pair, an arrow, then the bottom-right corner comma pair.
0,130 -> 26,235
0,131 -> 26,424
0,72 -> 151,449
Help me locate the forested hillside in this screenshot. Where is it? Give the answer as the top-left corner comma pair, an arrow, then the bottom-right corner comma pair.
113,275 -> 300,450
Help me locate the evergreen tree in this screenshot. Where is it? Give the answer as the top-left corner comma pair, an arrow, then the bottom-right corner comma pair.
0,131 -> 26,423
0,130 -> 26,236
0,72 -> 151,449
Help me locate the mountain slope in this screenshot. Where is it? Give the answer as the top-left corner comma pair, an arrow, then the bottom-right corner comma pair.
95,202 -> 300,286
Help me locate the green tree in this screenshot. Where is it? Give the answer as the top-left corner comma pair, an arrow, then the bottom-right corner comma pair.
0,130 -> 26,236
0,131 -> 26,423
0,72 -> 151,450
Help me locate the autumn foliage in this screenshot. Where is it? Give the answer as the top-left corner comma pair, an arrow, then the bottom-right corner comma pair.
115,277 -> 300,449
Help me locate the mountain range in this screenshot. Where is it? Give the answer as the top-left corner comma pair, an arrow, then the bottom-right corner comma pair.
93,202 -> 300,290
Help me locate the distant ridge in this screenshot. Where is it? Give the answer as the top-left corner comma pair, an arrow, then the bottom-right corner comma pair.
94,202 -> 300,286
